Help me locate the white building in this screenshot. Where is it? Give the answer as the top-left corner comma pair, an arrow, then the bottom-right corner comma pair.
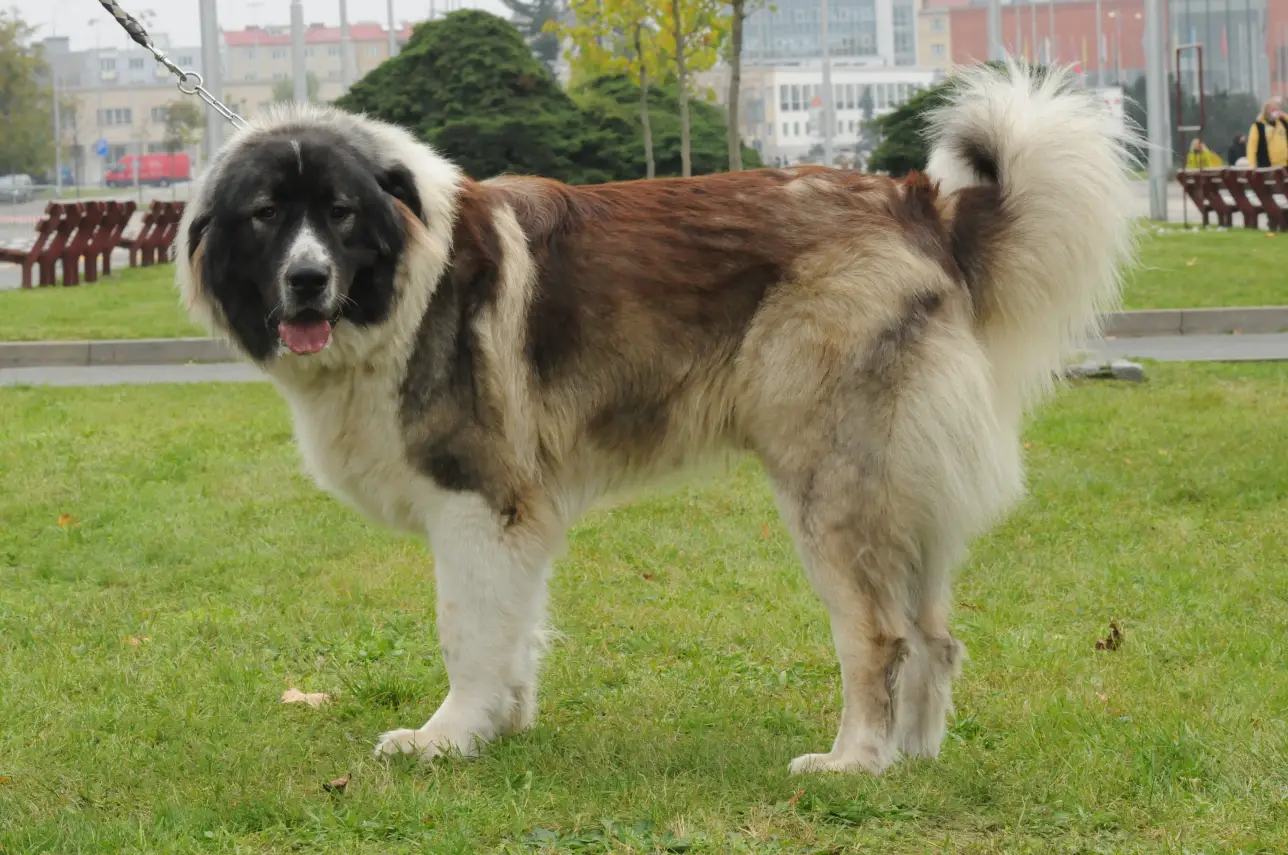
700,61 -> 943,165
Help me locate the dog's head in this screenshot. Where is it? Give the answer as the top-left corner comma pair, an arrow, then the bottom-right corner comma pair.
179,108 -> 458,363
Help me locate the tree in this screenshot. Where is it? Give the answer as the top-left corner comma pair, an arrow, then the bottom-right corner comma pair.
163,99 -> 204,154
725,0 -> 747,171
550,0 -> 663,177
656,0 -> 728,176
272,72 -> 320,103
0,10 -> 53,176
336,11 -> 627,184
577,73 -> 761,176
499,0 -> 566,69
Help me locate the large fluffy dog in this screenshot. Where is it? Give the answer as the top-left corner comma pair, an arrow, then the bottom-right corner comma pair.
177,63 -> 1135,774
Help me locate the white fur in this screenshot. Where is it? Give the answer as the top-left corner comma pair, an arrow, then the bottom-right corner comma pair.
925,61 -> 1138,424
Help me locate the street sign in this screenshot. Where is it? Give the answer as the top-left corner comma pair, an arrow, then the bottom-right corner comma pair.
93,138 -> 109,157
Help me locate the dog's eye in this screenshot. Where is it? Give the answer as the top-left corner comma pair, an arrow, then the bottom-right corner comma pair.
330,204 -> 352,222
253,205 -> 277,222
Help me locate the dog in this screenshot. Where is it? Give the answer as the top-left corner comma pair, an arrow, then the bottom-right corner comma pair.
176,62 -> 1136,775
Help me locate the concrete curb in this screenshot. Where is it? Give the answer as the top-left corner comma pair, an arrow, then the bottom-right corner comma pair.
4,306 -> 1288,368
0,337 -> 236,368
1105,307 -> 1288,337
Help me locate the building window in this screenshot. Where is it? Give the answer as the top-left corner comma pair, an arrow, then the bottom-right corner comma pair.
179,55 -> 194,66
305,47 -> 314,58
244,72 -> 259,81
780,84 -> 789,111
931,17 -> 945,34
151,106 -> 169,123
100,58 -> 116,71
246,48 -> 257,60
272,48 -> 287,60
794,121 -> 800,136
366,45 -> 379,57
272,72 -> 287,81
328,46 -> 341,57
129,57 -> 145,70
783,122 -> 789,137
98,107 -> 133,127
932,43 -> 946,59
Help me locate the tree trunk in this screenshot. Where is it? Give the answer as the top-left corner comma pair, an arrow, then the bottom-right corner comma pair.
727,0 -> 744,171
671,0 -> 691,177
636,25 -> 655,179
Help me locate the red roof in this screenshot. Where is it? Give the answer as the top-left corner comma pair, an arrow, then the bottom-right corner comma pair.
223,23 -> 415,47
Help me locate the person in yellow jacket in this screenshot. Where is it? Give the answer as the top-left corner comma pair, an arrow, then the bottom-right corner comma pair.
1246,99 -> 1288,167
1185,139 -> 1223,169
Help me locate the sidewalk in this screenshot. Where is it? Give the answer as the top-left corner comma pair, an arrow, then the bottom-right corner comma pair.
3,333 -> 1287,387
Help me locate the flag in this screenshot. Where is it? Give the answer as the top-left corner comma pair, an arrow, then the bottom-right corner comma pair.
1221,28 -> 1228,57
1082,35 -> 1088,69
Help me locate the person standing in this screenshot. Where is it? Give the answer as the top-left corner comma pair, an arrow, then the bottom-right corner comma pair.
1246,100 -> 1288,168
1227,133 -> 1248,166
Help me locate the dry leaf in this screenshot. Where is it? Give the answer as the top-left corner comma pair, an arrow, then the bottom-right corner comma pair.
281,688 -> 331,708
1184,257 -> 1197,266
1095,622 -> 1124,652
1265,232 -> 1278,238
57,514 -> 76,528
125,636 -> 141,647
641,573 -> 654,581
0,777 -> 10,785
1097,693 -> 1108,702
785,788 -> 805,807
323,773 -> 350,793
1024,442 -> 1032,449
761,523 -> 772,540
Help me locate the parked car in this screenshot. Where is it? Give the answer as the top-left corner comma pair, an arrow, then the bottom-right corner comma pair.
0,174 -> 35,204
104,153 -> 191,188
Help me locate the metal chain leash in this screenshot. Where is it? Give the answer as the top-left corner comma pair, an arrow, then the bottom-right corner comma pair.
95,0 -> 248,130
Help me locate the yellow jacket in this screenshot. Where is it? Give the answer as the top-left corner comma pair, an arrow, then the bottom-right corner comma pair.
1186,146 -> 1223,169
1247,116 -> 1288,167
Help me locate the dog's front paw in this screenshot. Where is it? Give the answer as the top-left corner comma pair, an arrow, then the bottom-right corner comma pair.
373,725 -> 479,762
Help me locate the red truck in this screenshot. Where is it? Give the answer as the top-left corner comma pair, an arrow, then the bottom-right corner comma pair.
104,153 -> 191,188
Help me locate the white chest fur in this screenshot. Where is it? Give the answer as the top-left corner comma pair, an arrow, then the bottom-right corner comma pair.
274,367 -> 443,535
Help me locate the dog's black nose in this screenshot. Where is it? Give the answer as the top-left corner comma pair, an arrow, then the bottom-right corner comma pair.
285,261 -> 331,298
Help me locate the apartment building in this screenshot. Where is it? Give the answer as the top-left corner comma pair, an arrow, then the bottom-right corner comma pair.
700,63 -> 942,164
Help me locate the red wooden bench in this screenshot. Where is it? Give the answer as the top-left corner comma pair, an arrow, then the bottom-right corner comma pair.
0,203 -> 63,288
60,201 -> 107,286
38,202 -> 82,286
1245,168 -> 1288,231
118,200 -> 163,267
86,200 -> 137,282
1220,170 -> 1266,229
1177,170 -> 1234,227
144,201 -> 185,266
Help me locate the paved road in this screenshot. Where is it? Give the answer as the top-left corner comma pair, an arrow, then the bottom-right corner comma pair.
2,334 -> 1286,388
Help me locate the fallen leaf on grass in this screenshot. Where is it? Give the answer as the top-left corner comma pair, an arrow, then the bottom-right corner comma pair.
323,773 -> 350,794
0,777 -> 10,785
642,573 -> 654,581
1184,257 -> 1198,266
124,636 -> 151,647
1266,232 -> 1278,238
761,523 -> 772,540
281,688 -> 331,708
57,514 -> 77,528
786,788 -> 805,807
1095,622 -> 1124,652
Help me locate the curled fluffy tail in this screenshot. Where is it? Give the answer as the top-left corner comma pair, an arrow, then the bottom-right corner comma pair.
925,61 -> 1138,421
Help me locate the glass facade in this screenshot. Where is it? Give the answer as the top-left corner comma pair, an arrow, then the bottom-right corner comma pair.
1171,0 -> 1270,95
743,0 -> 880,61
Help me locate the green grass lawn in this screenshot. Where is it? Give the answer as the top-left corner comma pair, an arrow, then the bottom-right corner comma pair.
1123,226 -> 1288,309
0,227 -> 1285,343
0,263 -> 203,342
2,364 -> 1287,853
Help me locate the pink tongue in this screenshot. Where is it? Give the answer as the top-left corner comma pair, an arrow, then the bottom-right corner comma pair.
278,320 -> 333,354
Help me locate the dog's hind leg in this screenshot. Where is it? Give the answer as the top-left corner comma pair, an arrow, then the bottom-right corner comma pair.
769,463 -> 922,776
374,492 -> 562,761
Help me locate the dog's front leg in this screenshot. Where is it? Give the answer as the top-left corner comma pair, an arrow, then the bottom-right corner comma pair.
374,492 -> 558,761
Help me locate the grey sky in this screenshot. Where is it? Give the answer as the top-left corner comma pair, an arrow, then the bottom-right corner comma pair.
15,0 -> 511,52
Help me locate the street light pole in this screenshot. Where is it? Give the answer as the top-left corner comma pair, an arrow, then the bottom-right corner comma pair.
198,0 -> 224,156
388,0 -> 398,58
821,0 -> 834,167
988,0 -> 1003,61
340,0 -> 355,89
52,74 -> 63,195
1144,0 -> 1168,221
291,0 -> 308,103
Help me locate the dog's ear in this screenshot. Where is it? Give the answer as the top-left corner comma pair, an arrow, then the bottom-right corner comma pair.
378,164 -> 423,223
